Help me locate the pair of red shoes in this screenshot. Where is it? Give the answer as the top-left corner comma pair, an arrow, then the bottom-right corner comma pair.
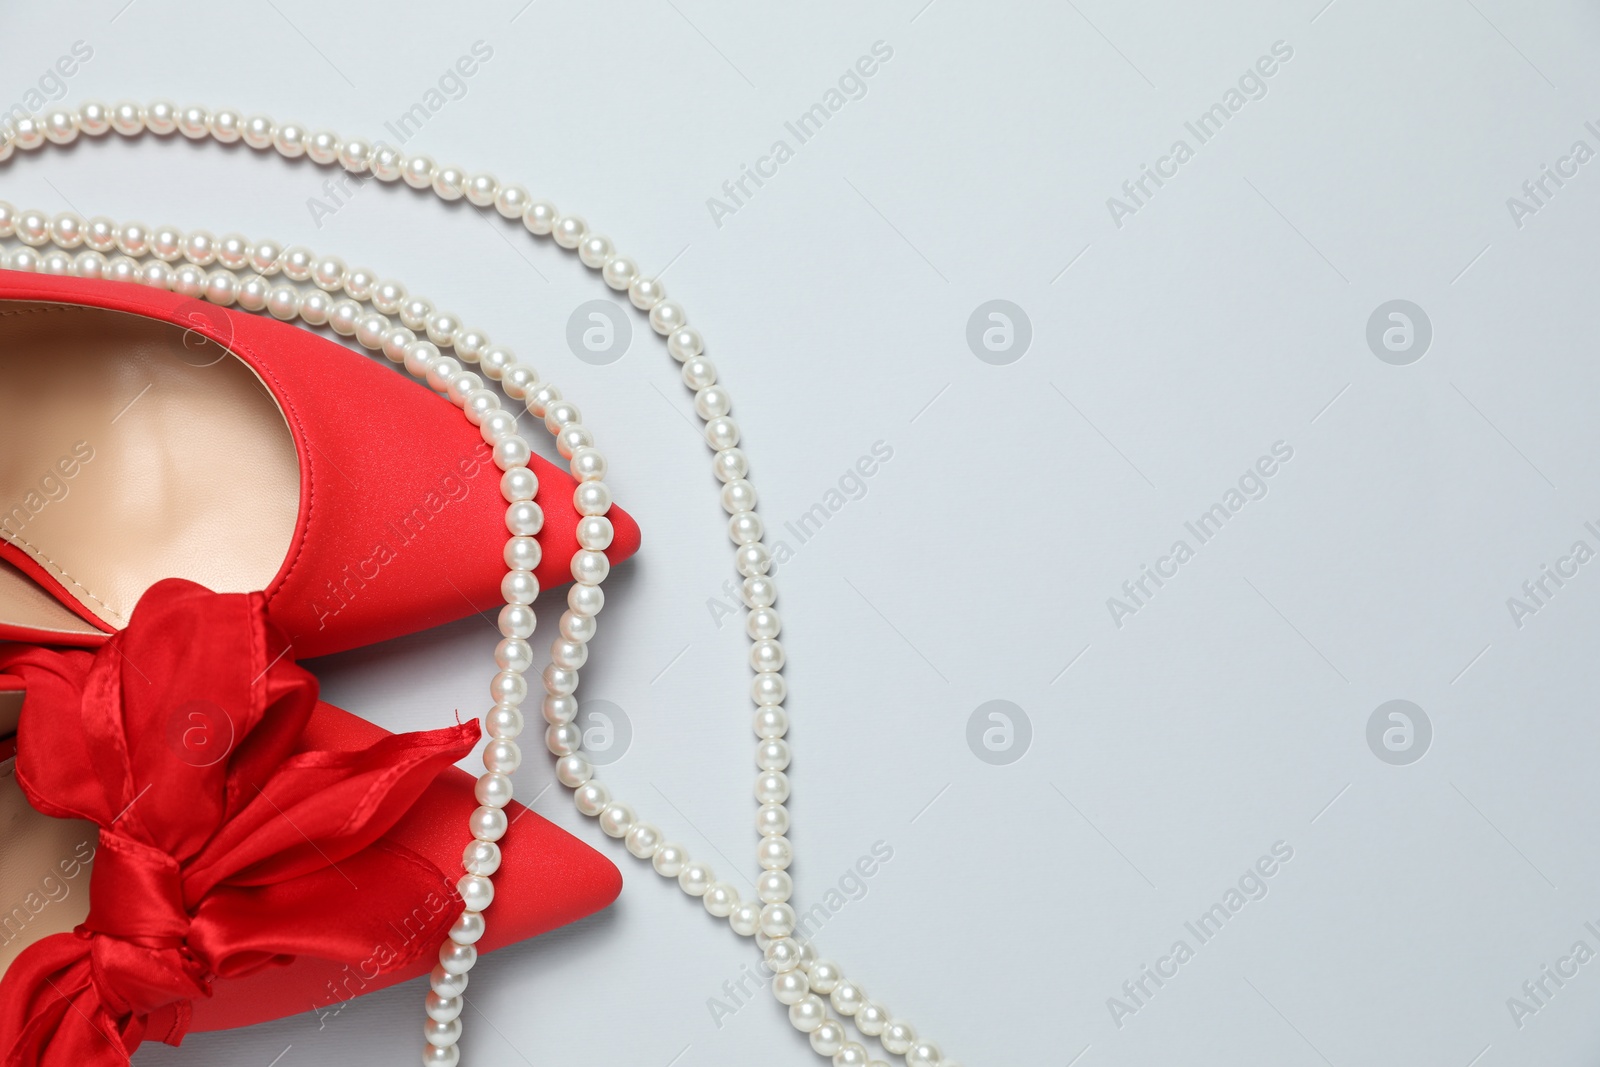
0,272 -> 641,1064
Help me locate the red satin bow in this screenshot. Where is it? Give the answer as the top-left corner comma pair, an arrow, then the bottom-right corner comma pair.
0,579 -> 479,1067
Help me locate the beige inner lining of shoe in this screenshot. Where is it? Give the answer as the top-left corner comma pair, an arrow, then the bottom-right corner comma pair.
0,301 -> 300,636
0,751 -> 96,977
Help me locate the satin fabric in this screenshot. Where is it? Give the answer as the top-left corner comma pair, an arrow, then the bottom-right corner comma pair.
0,579 -> 478,1066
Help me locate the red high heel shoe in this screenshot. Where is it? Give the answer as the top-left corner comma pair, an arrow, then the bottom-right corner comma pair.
0,579 -> 620,1065
0,271 -> 640,657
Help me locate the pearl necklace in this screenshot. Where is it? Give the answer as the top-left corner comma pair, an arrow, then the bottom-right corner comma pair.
0,101 -> 953,1067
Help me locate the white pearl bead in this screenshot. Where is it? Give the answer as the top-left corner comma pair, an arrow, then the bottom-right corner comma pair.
576,516 -> 613,551
668,327 -> 704,361
560,611 -> 597,644
790,996 -> 826,1032
757,803 -> 789,837
303,130 -> 340,164
492,437 -> 532,471
469,805 -> 508,842
525,384 -> 561,418
546,722 -> 581,757
744,576 -> 778,609
757,835 -> 793,870
598,803 -> 635,838
430,965 -> 469,998
232,275 -> 268,311
78,102 -> 111,137
810,1021 -> 846,1057
624,823 -> 662,859
75,251 -> 108,279
172,264 -> 206,297
809,961 -> 842,994
425,1016 -> 463,1051
462,841 -> 502,879
437,941 -> 477,975
572,550 -> 610,586
274,122 -> 308,158
750,639 -> 785,672
145,100 -> 178,135
570,447 -> 607,482
474,772 -> 514,808
574,782 -> 610,817
574,481 -> 613,517
729,512 -> 764,546
486,703 -> 524,739
714,448 -> 750,483
457,874 -> 495,913
483,739 -> 521,775
495,185 -> 530,218
83,216 -> 117,252
505,500 -> 544,536
855,1002 -> 889,1036
683,356 -> 717,390
265,284 -> 300,320
678,862 -> 714,897
241,114 -> 275,148
751,672 -> 785,706
773,970 -> 811,1005
602,256 -> 637,290
424,1042 -> 461,1066
522,200 -> 558,235
705,416 -> 741,451
301,290 -> 335,326
501,569 -> 539,606
502,365 -> 537,400
834,1043 -> 871,1067
755,771 -> 793,806
465,173 -> 498,206
650,301 -> 687,335
372,144 -> 404,181
109,102 -> 145,136
542,664 -> 577,696
568,583 -> 605,617
746,608 -> 782,641
578,234 -> 613,267
551,638 -> 587,670
504,535 -> 542,571
830,980 -> 864,1016
652,843 -> 688,877
765,938 -> 802,973
555,754 -> 592,787
552,215 -> 587,248
757,739 -> 791,771
547,694 -> 578,726
757,870 -> 793,905
339,138 -> 372,172
434,167 -> 467,201
404,155 -> 438,189
760,903 -> 796,938
730,901 -> 762,937
881,1020 -> 916,1055
425,992 -> 463,1023
703,882 -> 738,917
498,604 -> 537,639
629,277 -> 665,309
39,109 -> 76,144
490,670 -> 527,705
905,1042 -> 942,1067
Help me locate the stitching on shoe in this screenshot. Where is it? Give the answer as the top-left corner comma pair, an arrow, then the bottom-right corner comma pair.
0,304 -> 85,319
0,531 -> 128,625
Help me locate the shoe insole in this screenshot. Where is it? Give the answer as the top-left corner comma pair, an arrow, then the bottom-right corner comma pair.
0,300 -> 299,636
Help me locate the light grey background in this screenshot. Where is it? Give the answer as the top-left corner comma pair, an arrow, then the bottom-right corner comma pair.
6,0 -> 1600,1064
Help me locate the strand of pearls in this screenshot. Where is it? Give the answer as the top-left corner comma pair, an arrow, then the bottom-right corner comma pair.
0,100 -> 954,1067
